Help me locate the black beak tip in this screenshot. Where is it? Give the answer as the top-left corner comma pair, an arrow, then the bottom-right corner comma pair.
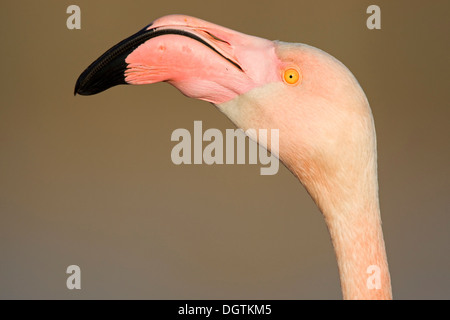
74,80 -> 80,96
73,79 -> 87,96
73,65 -> 127,96
73,75 -> 94,96
73,24 -> 154,97
74,71 -> 90,96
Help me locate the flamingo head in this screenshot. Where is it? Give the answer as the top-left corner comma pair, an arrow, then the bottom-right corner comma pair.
75,14 -> 376,211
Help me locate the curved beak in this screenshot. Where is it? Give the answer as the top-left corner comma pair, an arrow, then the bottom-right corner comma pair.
74,15 -> 279,104
74,24 -> 152,96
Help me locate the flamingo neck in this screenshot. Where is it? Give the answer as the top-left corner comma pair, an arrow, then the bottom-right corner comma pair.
288,146 -> 392,299
323,195 -> 392,299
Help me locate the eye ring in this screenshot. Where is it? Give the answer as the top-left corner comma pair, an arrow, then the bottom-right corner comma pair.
283,68 -> 301,86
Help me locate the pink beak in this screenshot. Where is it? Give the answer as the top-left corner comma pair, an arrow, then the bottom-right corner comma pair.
75,15 -> 279,104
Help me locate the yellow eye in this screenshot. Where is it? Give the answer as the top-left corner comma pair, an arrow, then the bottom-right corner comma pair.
283,68 -> 301,85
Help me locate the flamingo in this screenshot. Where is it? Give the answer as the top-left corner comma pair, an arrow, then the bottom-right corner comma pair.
75,15 -> 392,300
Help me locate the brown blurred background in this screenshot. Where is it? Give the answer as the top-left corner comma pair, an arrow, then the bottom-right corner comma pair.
0,0 -> 449,299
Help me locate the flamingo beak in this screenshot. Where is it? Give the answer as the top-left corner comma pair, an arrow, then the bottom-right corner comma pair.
74,24 -> 153,96
74,15 -> 279,104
